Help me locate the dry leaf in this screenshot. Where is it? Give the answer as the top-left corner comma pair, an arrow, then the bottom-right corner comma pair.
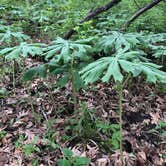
150,112 -> 160,124
0,152 -> 8,166
86,144 -> 99,159
137,151 -> 146,165
96,158 -> 108,166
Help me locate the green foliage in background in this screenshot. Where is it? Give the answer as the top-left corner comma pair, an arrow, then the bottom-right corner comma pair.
0,0 -> 165,39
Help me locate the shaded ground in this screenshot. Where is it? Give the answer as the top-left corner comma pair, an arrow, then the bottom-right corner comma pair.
0,58 -> 166,166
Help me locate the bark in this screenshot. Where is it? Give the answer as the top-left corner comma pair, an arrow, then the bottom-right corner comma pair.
122,0 -> 163,30
64,0 -> 121,39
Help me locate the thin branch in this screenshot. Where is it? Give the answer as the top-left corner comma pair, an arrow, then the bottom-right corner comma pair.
64,0 -> 121,39
81,0 -> 121,23
122,0 -> 163,31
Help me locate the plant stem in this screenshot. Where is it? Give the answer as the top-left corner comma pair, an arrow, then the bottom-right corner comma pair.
27,83 -> 39,125
71,72 -> 77,111
71,59 -> 77,111
123,73 -> 131,87
46,76 -> 57,113
117,81 -> 123,165
13,60 -> 16,97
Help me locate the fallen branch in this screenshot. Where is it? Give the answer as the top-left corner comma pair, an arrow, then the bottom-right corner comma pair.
64,0 -> 121,39
122,0 -> 163,31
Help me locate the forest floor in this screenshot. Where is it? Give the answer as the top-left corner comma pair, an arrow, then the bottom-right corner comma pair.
0,58 -> 166,166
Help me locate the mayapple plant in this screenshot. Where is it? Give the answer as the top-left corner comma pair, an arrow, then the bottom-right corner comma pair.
0,24 -> 30,46
0,40 -> 45,96
24,37 -> 93,111
80,31 -> 166,164
0,26 -> 43,96
0,42 -> 45,60
139,33 -> 166,67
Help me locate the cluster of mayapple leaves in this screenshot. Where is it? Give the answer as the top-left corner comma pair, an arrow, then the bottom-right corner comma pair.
0,42 -> 45,60
22,37 -> 94,90
140,33 -> 166,58
0,25 -> 29,45
80,31 -> 166,84
0,29 -> 166,85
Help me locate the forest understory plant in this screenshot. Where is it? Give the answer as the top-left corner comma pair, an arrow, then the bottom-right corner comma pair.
80,31 -> 166,164
23,37 -> 93,111
20,31 -> 166,164
0,25 -> 30,96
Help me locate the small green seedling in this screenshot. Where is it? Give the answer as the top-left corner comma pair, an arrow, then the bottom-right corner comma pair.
22,136 -> 40,157
57,148 -> 90,166
0,130 -> 6,141
15,135 -> 40,157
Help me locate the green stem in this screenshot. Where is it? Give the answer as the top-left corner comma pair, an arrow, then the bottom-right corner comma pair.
161,55 -> 165,68
117,81 -> 123,165
71,59 -> 77,111
47,76 -> 57,113
123,73 -> 131,87
13,60 -> 16,97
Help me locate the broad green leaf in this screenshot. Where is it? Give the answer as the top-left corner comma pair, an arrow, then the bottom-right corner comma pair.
57,159 -> 71,166
139,33 -> 166,59
0,47 -> 14,55
62,148 -> 73,158
139,63 -> 166,83
102,59 -> 123,82
23,68 -> 38,81
44,37 -> 92,63
45,46 -> 62,59
0,25 -> 29,44
81,50 -> 166,85
73,70 -> 86,91
49,63 -> 67,75
23,65 -> 47,81
0,42 -> 44,60
97,31 -> 141,54
37,65 -> 47,78
74,157 -> 91,166
119,60 -> 140,76
5,48 -> 21,60
80,58 -> 109,84
56,74 -> 70,88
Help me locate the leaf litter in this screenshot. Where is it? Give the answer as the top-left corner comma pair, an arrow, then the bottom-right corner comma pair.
0,59 -> 166,166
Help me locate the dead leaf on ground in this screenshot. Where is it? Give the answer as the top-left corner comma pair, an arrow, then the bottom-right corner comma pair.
96,158 -> 108,166
137,151 -> 146,166
150,112 -> 160,125
0,152 -> 8,166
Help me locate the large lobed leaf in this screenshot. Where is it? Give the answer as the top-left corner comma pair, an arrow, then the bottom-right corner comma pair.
23,65 -> 47,81
0,25 -> 30,44
0,42 -> 45,60
96,31 -> 141,54
80,51 -> 166,84
139,33 -> 166,58
43,37 -> 92,63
